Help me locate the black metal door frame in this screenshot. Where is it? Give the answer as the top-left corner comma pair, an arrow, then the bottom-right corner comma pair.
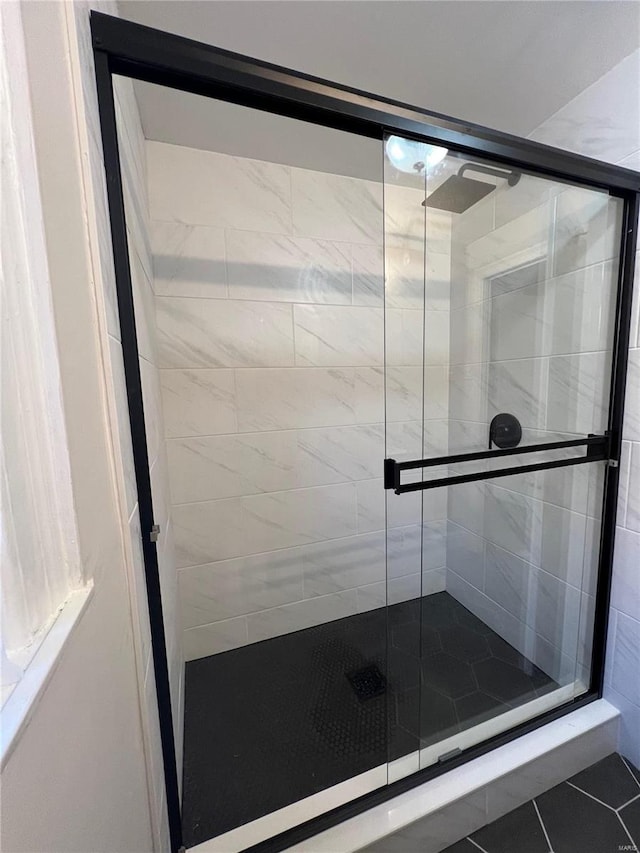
90,11 -> 639,852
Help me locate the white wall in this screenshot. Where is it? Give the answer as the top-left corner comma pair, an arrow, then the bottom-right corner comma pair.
1,2 -> 159,851
529,49 -> 640,765
147,141 -> 451,661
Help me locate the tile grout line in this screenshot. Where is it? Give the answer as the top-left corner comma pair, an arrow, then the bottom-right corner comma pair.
467,837 -> 490,853
621,755 -> 640,792
533,798 -> 555,853
616,811 -> 638,848
617,791 -> 640,812
566,780 -> 618,812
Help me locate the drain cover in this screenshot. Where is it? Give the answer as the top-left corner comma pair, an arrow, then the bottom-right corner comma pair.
346,664 -> 387,702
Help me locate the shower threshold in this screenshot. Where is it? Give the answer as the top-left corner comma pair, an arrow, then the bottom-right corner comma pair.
182,592 -> 568,850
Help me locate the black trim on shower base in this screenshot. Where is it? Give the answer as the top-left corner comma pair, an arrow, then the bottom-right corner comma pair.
89,11 -> 640,853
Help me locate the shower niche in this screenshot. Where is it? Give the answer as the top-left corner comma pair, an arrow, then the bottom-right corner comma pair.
96,14 -> 637,852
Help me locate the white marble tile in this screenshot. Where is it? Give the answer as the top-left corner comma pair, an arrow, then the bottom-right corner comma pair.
173,483 -> 358,567
544,262 -> 616,356
623,350 -> 640,441
353,367 -> 385,424
450,302 -> 488,366
236,367 -> 356,431
159,368 -> 237,438
387,367 -> 429,422
385,244 -> 424,311
357,479 -> 417,533
546,351 -> 610,435
157,297 -> 295,368
603,686 -> 640,770
297,423 -> 383,485
294,304 -> 383,366
483,482 -> 589,590
466,203 -> 551,273
421,520 -> 448,572
139,356 -> 163,466
183,616 -> 249,661
179,549 -> 304,628
424,311 -> 450,366
386,524 -> 422,578
167,431 -> 297,503
627,442 -> 640,532
291,168 -> 382,244
490,282 -> 548,362
423,366 -> 450,421
529,49 -> 640,164
357,582 -> 387,613
449,363 -> 488,423
302,531 -> 385,597
494,456 -> 597,518
108,336 -> 137,515
446,520 -> 484,590
385,420 -> 423,461
386,309 -> 423,367
553,187 -> 622,277
484,543 -> 581,652
352,243 -> 384,306
426,252 -> 451,312
451,193 -> 495,261
487,357 -> 548,431
422,567 -> 446,595
130,242 -> 156,365
150,220 -> 227,298
617,440 -> 632,525
384,367 -> 425,423
384,182 -> 426,250
494,174 -> 554,230
610,612 -> 640,707
148,141 -> 292,234
246,589 -> 359,643
388,573 -> 421,605
447,480 -> 488,539
422,420 -> 449,457
226,229 -> 352,304
610,527 -> 640,622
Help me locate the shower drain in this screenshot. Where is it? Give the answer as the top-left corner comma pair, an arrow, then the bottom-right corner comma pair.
346,664 -> 387,702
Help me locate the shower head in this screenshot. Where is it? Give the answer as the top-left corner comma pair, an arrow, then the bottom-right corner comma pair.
422,163 -> 521,214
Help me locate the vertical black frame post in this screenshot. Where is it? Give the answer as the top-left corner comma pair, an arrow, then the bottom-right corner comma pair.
92,50 -> 182,853
591,192 -> 639,694
89,10 -> 639,853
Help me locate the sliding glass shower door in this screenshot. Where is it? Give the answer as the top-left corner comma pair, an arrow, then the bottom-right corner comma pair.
382,134 -> 623,775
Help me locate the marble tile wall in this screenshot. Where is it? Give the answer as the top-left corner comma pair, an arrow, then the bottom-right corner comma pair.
527,48 -> 640,766
112,82 -> 184,781
446,164 -> 622,686
147,141 -> 451,659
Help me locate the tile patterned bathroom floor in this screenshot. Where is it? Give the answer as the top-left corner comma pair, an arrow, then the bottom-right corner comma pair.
182,592 -> 557,847
444,752 -> 640,853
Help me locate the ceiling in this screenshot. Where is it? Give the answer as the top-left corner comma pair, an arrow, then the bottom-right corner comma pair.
117,1 -> 640,179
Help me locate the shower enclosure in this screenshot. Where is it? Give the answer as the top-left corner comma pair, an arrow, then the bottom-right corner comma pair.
93,13 -> 639,853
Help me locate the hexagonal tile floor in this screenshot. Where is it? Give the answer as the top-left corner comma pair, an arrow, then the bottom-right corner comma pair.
443,752 -> 640,853
182,591 -> 557,847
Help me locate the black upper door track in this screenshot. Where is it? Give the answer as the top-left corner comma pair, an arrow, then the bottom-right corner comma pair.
90,10 -> 639,853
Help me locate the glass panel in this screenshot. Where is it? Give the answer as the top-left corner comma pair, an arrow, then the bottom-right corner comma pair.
382,133 -> 618,774
425,460 -> 605,767
119,80 -> 393,848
